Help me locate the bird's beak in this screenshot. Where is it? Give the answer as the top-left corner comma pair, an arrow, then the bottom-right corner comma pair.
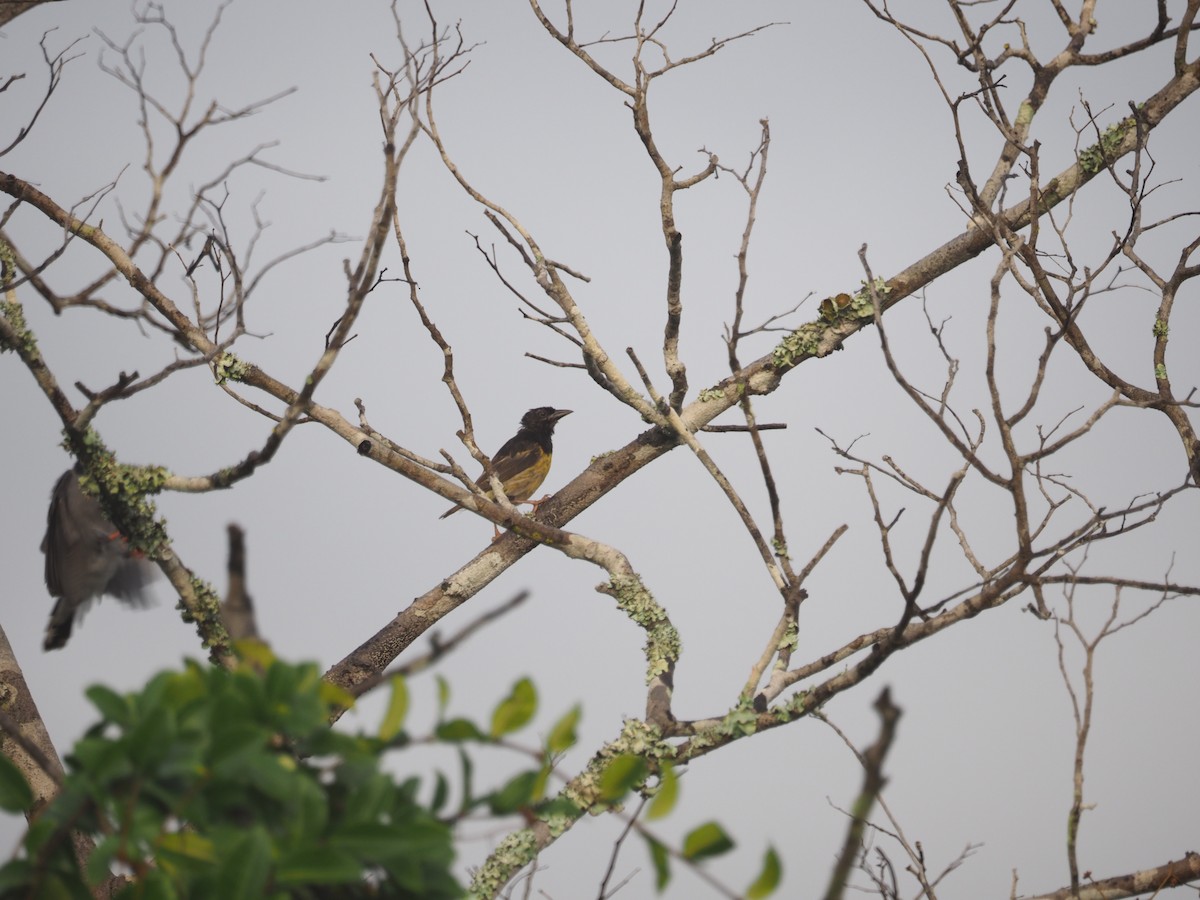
551,409 -> 573,421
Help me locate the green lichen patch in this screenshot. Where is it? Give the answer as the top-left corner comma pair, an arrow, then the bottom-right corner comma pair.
1079,116 -> 1134,174
213,352 -> 249,384
605,574 -> 681,681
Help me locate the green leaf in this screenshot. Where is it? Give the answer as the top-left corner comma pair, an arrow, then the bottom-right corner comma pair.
214,826 -> 273,899
68,736 -> 133,783
289,774 -> 331,839
644,834 -> 671,891
546,704 -> 580,754
85,684 -> 130,725
317,679 -> 356,715
328,820 -> 444,863
645,762 -> 677,821
490,677 -> 537,738
487,770 -> 540,815
232,638 -> 276,672
160,663 -> 209,712
275,845 -> 362,885
435,718 -> 486,742
0,860 -> 35,894
430,771 -> 449,813
746,845 -> 782,899
435,674 -> 451,717
456,748 -> 475,816
598,754 -> 647,802
682,821 -> 735,861
127,705 -> 173,770
85,835 -> 123,886
530,762 -> 551,803
379,675 -> 409,742
239,753 -> 300,803
135,868 -> 180,900
156,830 -> 217,865
0,754 -> 33,813
209,722 -> 270,770
534,795 -> 581,819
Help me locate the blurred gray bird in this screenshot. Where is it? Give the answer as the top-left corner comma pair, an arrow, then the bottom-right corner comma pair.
41,467 -> 156,651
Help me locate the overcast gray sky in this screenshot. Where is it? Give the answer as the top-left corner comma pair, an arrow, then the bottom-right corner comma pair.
2,2 -> 1198,897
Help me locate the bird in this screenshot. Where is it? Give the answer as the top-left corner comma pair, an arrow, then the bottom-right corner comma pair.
41,467 -> 157,651
440,407 -> 573,526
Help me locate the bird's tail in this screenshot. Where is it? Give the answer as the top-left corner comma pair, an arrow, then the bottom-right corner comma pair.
43,598 -> 74,651
439,505 -> 462,520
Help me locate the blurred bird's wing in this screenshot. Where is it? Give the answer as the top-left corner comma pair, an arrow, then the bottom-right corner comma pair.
41,469 -> 158,651
42,470 -> 155,607
42,470 -> 104,598
104,555 -> 158,606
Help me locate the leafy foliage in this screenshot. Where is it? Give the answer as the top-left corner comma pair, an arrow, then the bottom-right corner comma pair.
746,846 -> 782,899
0,657 -> 461,899
0,646 -> 776,898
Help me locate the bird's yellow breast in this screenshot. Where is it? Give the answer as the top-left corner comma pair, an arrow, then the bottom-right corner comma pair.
494,450 -> 552,503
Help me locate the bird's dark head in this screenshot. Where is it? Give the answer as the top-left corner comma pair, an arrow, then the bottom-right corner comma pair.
521,407 -> 573,432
